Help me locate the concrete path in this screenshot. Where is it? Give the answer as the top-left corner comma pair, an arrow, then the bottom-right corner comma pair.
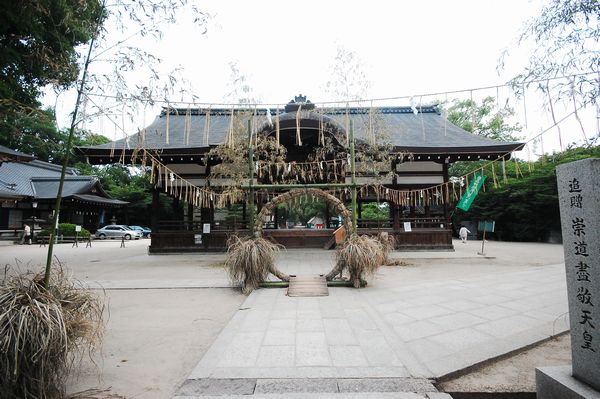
177,241 -> 568,398
0,238 -> 568,398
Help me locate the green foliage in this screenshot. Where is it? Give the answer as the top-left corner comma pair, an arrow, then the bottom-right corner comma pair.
38,223 -> 91,238
360,202 -> 389,220
0,0 -> 104,116
446,96 -> 522,142
0,107 -> 110,164
276,198 -> 329,226
71,164 -> 176,226
453,146 -> 600,242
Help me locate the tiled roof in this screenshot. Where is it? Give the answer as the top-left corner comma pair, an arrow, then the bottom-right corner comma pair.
0,160 -> 78,197
0,160 -> 126,206
31,176 -> 97,199
0,145 -> 36,162
77,105 -> 524,155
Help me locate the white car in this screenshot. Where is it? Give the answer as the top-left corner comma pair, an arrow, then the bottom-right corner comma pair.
95,225 -> 142,240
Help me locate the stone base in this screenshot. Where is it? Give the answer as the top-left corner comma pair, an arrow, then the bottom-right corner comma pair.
536,365 -> 600,399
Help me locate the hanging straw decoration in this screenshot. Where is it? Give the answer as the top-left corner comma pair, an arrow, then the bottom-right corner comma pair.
345,103 -> 350,146
275,105 -> 280,147
227,106 -> 235,149
444,92 -> 448,136
367,101 -> 375,146
296,104 -> 302,145
165,106 -> 171,145
204,107 -> 211,146
140,104 -> 147,146
419,95 -> 425,140
319,112 -> 324,146
184,106 -> 192,145
254,106 -> 258,149
150,158 -> 155,184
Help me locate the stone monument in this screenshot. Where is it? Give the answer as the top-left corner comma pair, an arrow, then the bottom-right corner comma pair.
537,158 -> 600,399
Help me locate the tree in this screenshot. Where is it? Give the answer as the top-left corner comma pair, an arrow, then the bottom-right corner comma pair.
360,202 -> 389,221
0,0 -> 103,108
446,96 -> 522,142
0,107 -> 110,163
502,0 -> 599,106
445,96 -> 522,179
453,145 -> 600,242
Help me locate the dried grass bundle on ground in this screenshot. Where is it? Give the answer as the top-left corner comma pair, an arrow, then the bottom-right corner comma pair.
225,235 -> 289,294
376,232 -> 404,266
0,265 -> 104,399
326,234 -> 383,288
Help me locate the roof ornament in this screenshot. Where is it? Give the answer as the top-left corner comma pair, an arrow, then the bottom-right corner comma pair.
285,94 -> 315,112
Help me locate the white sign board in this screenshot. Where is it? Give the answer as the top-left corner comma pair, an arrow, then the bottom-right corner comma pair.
203,223 -> 211,234
403,222 -> 412,232
194,234 -> 202,244
75,225 -> 82,232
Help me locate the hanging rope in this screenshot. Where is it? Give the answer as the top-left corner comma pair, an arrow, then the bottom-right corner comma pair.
204,106 -> 211,146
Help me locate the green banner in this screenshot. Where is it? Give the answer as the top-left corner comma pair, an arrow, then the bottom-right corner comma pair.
457,173 -> 486,211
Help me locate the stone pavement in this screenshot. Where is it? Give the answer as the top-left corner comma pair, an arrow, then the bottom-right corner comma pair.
176,243 -> 568,398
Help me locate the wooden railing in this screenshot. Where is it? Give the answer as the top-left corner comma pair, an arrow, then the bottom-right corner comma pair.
398,217 -> 449,229
356,219 -> 393,229
157,216 -> 449,232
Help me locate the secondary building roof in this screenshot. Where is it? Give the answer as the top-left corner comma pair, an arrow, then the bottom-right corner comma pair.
0,145 -> 36,163
0,160 -> 127,206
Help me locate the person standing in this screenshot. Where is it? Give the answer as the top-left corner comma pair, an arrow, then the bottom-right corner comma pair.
459,226 -> 471,243
23,223 -> 31,245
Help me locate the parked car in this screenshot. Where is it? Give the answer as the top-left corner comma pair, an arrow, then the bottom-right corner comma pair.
95,225 -> 142,240
129,225 -> 151,238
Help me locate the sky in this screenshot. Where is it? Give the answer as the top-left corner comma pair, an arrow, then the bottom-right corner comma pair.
45,0 -> 599,157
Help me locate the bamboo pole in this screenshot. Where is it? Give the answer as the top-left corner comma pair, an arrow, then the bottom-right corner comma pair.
44,2 -> 105,288
247,120 -> 255,233
350,120 -> 357,233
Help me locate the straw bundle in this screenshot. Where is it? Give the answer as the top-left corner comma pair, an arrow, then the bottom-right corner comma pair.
377,232 -> 401,265
0,265 -> 104,399
225,235 -> 289,294
326,234 -> 383,288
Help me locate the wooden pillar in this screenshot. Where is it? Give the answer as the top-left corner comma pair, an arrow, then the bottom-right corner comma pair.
187,202 -> 194,230
151,187 -> 160,231
357,200 -> 362,219
325,203 -> 330,228
173,197 -> 180,220
242,202 -> 247,229
200,207 -> 212,225
442,160 -> 449,223
391,202 -> 400,230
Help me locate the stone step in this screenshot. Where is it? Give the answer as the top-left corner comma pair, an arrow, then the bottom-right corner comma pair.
175,393 -> 452,399
174,378 -> 452,398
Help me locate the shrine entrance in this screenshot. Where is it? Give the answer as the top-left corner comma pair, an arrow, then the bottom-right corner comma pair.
253,188 -> 353,238
254,188 -> 354,291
